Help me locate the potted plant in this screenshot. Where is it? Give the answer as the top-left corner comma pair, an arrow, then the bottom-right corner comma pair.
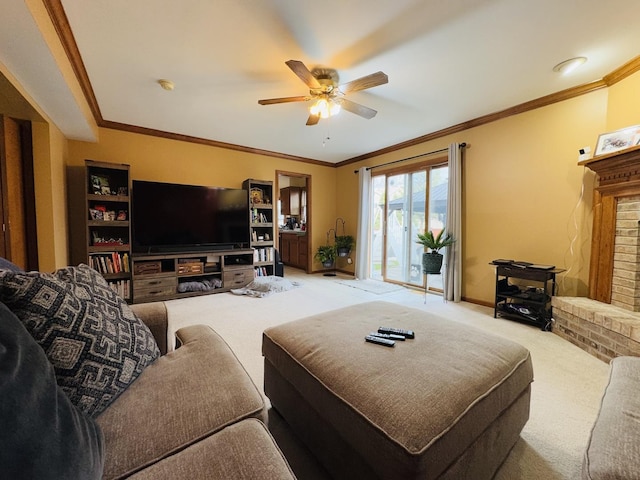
416,229 -> 455,274
314,245 -> 337,268
335,235 -> 354,257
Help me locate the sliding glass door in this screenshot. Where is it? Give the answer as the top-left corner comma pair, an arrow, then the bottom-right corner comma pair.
370,163 -> 448,291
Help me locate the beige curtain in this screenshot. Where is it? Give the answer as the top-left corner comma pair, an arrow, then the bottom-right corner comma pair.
444,143 -> 463,301
355,167 -> 371,279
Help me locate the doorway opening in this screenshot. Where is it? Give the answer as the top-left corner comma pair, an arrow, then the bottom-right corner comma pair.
0,115 -> 38,270
276,171 -> 311,273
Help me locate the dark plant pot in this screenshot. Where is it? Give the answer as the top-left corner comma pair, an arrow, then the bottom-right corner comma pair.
337,247 -> 350,257
322,260 -> 335,268
422,252 -> 443,274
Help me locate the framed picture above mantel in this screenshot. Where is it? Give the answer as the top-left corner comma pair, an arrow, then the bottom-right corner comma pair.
594,125 -> 640,156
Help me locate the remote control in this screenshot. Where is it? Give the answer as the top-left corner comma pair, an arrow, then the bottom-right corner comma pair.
378,326 -> 415,339
369,332 -> 405,341
365,335 -> 395,347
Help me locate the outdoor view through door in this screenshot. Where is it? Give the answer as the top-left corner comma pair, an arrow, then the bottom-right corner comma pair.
370,163 -> 448,292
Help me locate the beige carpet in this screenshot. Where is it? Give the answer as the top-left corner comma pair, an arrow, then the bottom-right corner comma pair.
335,278 -> 405,294
164,267 -> 609,480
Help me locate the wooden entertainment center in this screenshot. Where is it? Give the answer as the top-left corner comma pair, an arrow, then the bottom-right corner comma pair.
70,160 -> 264,303
131,249 -> 254,303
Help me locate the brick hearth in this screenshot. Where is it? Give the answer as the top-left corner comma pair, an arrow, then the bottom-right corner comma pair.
552,297 -> 640,362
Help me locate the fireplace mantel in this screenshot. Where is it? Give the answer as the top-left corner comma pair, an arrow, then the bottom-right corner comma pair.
581,145 -> 640,302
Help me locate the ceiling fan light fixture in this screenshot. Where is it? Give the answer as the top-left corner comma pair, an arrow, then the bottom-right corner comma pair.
310,98 -> 341,119
552,56 -> 587,75
258,60 -> 386,125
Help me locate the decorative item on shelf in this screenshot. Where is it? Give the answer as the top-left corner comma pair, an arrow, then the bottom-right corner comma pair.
177,261 -> 204,275
92,232 -> 126,246
90,174 -> 111,195
250,187 -> 263,205
416,229 -> 455,275
117,187 -> 128,196
89,208 -> 103,220
116,210 -> 127,221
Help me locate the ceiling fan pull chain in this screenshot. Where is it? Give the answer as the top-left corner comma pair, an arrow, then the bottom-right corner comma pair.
322,117 -> 332,147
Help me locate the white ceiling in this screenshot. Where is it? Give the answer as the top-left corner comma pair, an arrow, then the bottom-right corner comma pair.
2,0 -> 640,164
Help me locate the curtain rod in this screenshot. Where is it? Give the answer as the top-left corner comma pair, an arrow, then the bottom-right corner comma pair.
353,142 -> 466,174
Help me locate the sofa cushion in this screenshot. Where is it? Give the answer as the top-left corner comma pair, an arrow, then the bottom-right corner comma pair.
583,356 -> 640,480
0,302 -> 104,479
0,257 -> 23,272
97,324 -> 266,479
0,264 -> 160,417
127,419 -> 296,480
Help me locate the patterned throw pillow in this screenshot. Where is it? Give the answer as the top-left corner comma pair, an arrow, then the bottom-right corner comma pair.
0,264 -> 160,417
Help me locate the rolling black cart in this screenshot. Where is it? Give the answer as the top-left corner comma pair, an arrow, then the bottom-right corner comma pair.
492,263 -> 564,331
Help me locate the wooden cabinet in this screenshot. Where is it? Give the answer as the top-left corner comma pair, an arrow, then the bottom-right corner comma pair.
298,235 -> 308,268
280,232 -> 307,269
280,234 -> 291,263
244,179 -> 275,276
72,160 -> 132,301
280,186 -> 301,216
131,249 -> 253,303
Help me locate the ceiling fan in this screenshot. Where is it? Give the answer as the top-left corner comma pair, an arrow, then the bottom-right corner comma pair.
258,60 -> 388,126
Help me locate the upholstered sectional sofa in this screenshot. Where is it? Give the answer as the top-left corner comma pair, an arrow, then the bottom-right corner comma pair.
582,356 -> 640,480
99,303 -> 296,479
0,260 -> 295,479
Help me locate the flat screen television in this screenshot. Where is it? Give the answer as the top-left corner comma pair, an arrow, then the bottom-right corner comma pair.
131,180 -> 250,253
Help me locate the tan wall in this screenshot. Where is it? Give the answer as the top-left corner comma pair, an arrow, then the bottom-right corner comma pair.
606,70 -> 640,131
32,121 -> 69,271
338,90 -> 609,305
67,128 -> 336,269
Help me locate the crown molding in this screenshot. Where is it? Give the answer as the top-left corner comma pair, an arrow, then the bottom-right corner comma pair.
100,120 -> 332,166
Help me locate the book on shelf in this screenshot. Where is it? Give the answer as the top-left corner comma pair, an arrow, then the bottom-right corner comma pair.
252,247 -> 274,263
106,279 -> 130,300
89,252 -> 130,275
254,266 -> 268,277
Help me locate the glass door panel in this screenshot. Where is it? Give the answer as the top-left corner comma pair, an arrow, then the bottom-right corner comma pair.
425,165 -> 449,291
370,175 -> 386,281
380,171 -> 427,285
370,163 -> 447,291
384,173 -> 409,282
408,171 -> 426,286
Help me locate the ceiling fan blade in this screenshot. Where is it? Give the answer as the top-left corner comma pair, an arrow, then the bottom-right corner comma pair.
306,114 -> 320,126
285,60 -> 321,89
340,71 -> 388,94
258,95 -> 310,105
339,98 -> 378,119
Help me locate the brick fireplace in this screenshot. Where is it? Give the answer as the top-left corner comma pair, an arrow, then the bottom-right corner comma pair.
611,195 -> 640,311
553,145 -> 640,362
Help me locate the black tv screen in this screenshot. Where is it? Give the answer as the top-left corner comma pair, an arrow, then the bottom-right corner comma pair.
132,180 -> 250,253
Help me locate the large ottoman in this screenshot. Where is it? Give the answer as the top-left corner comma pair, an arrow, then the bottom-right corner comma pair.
262,301 -> 533,480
